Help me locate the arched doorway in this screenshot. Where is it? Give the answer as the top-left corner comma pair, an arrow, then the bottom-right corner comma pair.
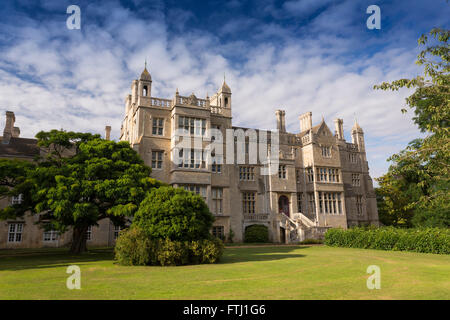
278,195 -> 290,217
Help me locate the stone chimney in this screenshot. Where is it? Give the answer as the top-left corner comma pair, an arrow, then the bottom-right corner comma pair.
3,111 -> 19,143
334,118 -> 344,140
275,110 -> 286,133
105,126 -> 111,141
299,112 -> 312,132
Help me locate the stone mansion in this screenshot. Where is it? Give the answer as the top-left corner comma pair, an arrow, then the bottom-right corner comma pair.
120,66 -> 379,243
0,66 -> 379,248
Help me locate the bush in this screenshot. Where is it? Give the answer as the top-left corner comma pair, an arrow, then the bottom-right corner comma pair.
245,224 -> 269,243
155,238 -> 190,266
133,186 -> 214,241
189,238 -> 225,264
324,227 -> 450,254
114,226 -> 152,266
298,238 -> 323,245
115,227 -> 224,266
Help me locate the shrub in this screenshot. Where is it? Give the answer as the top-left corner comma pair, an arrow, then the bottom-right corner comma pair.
133,186 -> 214,241
299,238 -> 323,245
324,227 -> 450,254
227,228 -> 235,243
155,238 -> 190,266
114,226 -> 152,266
115,227 -> 224,266
245,224 -> 269,243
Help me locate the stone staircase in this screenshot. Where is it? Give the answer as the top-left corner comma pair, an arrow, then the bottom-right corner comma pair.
278,212 -> 330,243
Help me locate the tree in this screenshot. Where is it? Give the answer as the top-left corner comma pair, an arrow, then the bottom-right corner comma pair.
1,130 -> 162,253
374,28 -> 449,228
133,186 -> 214,241
0,159 -> 35,219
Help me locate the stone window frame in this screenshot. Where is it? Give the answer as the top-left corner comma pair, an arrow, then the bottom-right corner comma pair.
212,226 -> 225,240
11,194 -> 23,205
278,165 -> 287,179
239,166 -> 255,181
349,152 -> 358,163
328,168 -> 340,182
180,185 -> 207,202
306,167 -> 314,183
8,223 -> 23,243
297,193 -> 303,213
242,191 -> 256,214
113,225 -> 122,240
177,148 -> 206,169
43,229 -> 58,242
86,226 -> 92,241
152,117 -> 164,136
151,150 -> 164,170
318,192 -> 342,215
295,169 -> 301,183
356,195 -> 364,216
308,192 -> 316,215
178,116 -> 206,137
352,173 -> 361,187
211,153 -> 222,173
211,187 -> 223,215
321,145 -> 332,158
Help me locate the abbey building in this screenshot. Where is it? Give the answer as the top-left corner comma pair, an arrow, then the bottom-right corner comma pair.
0,66 -> 379,248
120,67 -> 379,243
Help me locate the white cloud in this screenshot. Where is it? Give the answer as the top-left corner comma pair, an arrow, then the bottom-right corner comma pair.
0,1 -> 428,180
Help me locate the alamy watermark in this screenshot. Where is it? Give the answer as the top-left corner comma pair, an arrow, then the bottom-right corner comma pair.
66,5 -> 81,30
366,265 -> 381,289
66,265 -> 81,290
366,5 -> 381,30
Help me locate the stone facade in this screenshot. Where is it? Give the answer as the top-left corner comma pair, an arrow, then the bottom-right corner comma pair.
0,66 -> 379,248
120,67 -> 379,243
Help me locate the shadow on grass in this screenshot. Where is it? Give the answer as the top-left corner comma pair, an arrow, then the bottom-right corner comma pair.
0,248 -> 114,271
219,245 -> 307,264
0,245 -> 308,271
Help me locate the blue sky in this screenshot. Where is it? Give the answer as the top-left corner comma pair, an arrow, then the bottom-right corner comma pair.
0,0 -> 449,179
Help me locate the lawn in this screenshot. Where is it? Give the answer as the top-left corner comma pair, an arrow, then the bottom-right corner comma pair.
0,245 -> 448,299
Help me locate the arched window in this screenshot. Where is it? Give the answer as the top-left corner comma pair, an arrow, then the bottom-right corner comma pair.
143,85 -> 148,96
224,97 -> 228,108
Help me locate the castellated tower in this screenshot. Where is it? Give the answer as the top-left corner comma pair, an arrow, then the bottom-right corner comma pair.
120,66 -> 379,244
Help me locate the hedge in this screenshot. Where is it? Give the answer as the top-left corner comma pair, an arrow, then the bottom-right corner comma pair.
114,226 -> 224,266
324,227 -> 450,254
244,224 -> 269,243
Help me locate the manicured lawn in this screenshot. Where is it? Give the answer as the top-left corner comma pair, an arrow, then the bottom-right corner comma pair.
0,245 -> 448,299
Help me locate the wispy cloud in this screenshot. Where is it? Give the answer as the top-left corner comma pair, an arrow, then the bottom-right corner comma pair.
0,0 -> 448,180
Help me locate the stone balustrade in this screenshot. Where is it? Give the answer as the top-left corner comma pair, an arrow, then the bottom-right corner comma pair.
243,213 -> 270,221
151,98 -> 172,107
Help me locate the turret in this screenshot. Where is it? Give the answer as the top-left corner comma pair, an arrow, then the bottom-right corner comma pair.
351,120 -> 365,151
275,110 -> 286,133
2,111 -> 20,144
218,79 -> 231,109
105,126 -> 111,141
132,62 -> 152,105
334,118 -> 344,140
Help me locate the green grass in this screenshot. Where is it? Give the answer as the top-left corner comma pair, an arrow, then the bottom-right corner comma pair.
0,245 -> 448,299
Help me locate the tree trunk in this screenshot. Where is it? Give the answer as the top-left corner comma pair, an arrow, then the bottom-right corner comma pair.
70,226 -> 88,254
